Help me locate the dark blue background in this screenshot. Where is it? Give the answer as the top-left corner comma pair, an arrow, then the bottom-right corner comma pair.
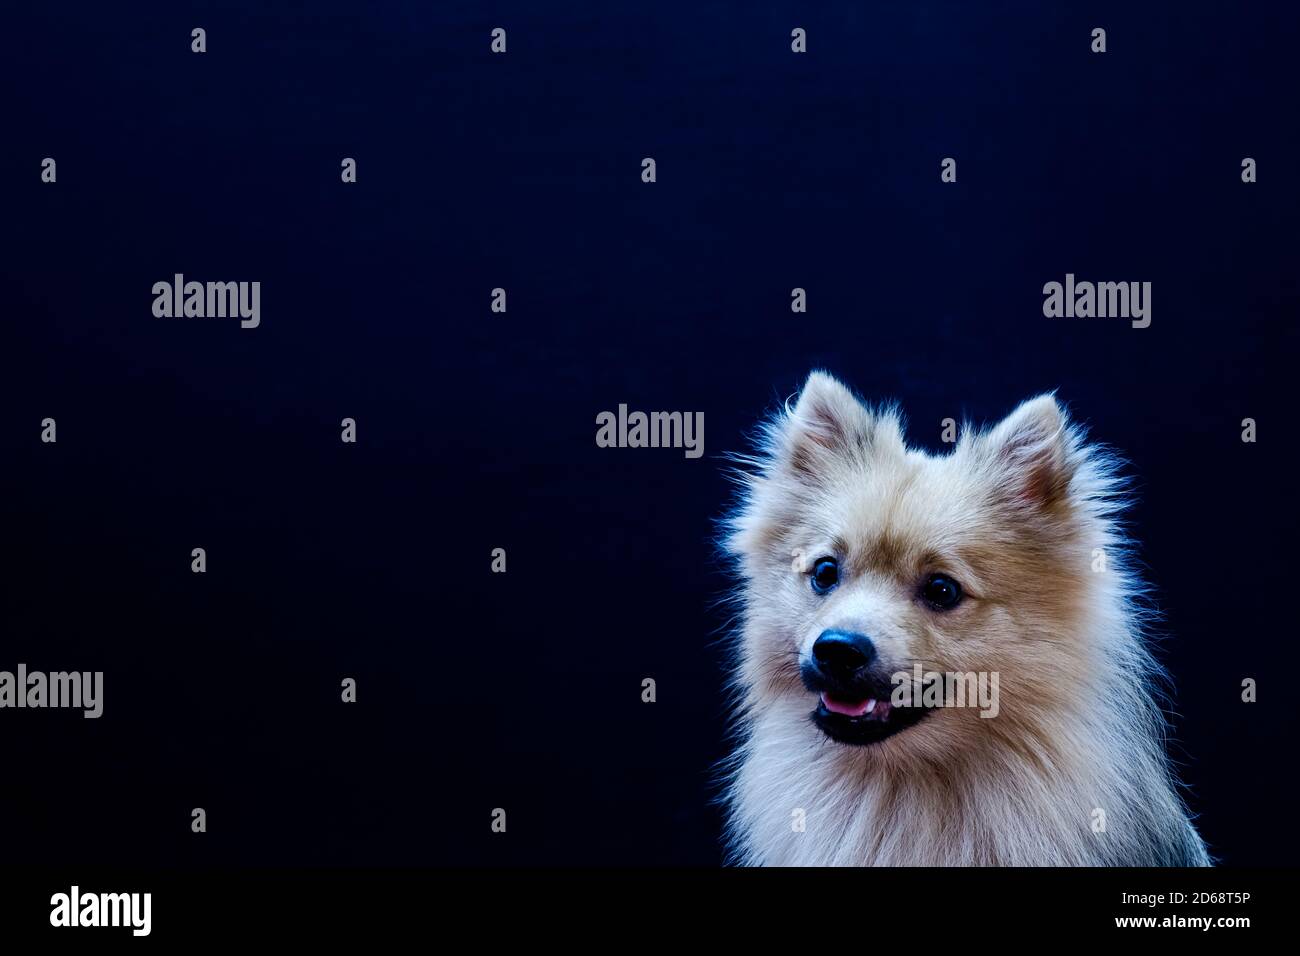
3,2 -> 1297,866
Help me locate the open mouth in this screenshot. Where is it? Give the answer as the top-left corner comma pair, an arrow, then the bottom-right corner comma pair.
812,690 -> 931,746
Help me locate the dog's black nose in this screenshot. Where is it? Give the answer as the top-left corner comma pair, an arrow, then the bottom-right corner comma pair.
812,630 -> 876,680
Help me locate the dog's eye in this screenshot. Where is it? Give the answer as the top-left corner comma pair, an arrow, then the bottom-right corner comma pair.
921,574 -> 962,610
811,557 -> 839,595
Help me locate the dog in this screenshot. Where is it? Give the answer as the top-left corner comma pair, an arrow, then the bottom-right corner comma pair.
720,372 -> 1210,866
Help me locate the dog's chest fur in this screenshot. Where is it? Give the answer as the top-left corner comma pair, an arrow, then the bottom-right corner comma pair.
727,699 -> 1207,867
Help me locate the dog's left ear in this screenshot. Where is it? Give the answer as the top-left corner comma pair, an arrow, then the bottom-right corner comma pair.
983,394 -> 1074,507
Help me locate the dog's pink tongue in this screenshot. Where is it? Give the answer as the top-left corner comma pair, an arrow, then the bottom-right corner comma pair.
821,692 -> 874,717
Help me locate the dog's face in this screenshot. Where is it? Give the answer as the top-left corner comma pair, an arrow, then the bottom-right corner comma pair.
729,373 -> 1101,758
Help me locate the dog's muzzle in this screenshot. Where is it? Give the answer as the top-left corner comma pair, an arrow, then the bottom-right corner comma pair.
801,629 -> 932,745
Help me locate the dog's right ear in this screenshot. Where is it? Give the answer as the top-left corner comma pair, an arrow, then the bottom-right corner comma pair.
729,373 -> 885,560
772,371 -> 876,476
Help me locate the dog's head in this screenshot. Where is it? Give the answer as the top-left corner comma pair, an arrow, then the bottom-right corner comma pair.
725,372 -> 1121,757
